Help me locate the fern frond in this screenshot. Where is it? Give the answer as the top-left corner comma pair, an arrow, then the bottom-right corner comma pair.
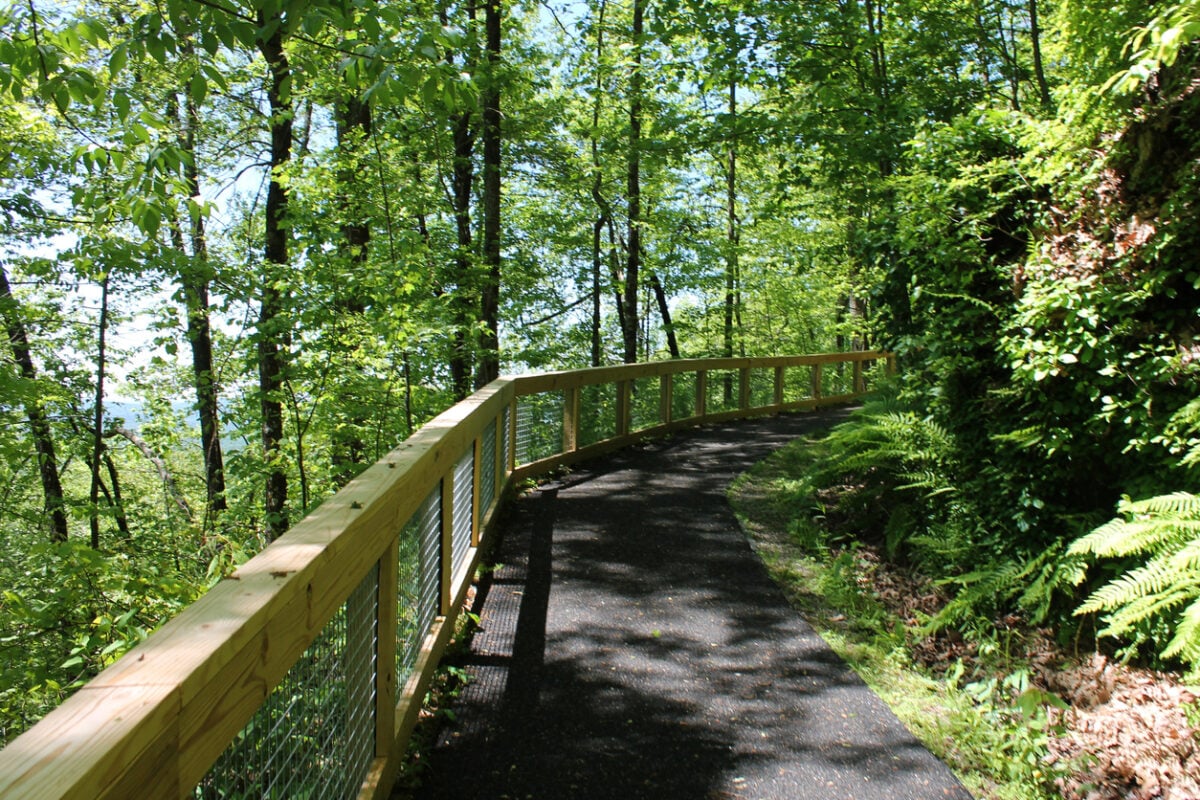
1068,496 -> 1200,558
1099,584 -> 1198,639
1163,599 -> 1200,663
1127,492 -> 1200,518
1072,491 -> 1200,672
1077,553 -> 1198,614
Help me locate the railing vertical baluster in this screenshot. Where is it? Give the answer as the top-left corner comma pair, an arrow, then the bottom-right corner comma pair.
695,370 -> 707,419
774,366 -> 785,410
887,354 -> 898,377
811,363 -> 823,404
439,473 -> 454,615
853,360 -> 864,394
659,373 -> 673,424
376,546 -> 398,759
738,367 -> 751,410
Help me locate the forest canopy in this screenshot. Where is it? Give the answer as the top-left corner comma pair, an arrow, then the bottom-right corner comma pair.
1,0 -> 1198,754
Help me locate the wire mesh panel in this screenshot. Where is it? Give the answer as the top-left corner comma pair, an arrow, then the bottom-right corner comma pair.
672,371 -> 698,421
451,448 -> 474,577
629,377 -> 660,432
706,369 -> 740,415
197,565 -> 380,800
515,391 -> 564,465
399,488 -> 440,682
823,361 -> 854,396
750,368 -> 775,409
782,365 -> 811,404
479,419 -> 498,520
861,356 -> 886,392
579,383 -> 617,447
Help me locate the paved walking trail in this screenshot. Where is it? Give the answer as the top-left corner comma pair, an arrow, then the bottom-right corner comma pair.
408,410 -> 974,800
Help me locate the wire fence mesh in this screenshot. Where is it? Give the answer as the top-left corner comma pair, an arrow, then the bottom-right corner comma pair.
579,383 -> 617,447
750,368 -> 776,409
629,377 -> 660,432
399,487 -> 441,682
706,369 -> 740,415
672,371 -> 698,421
479,419 -> 498,519
515,391 -> 563,465
196,565 -> 379,800
451,448 -> 474,578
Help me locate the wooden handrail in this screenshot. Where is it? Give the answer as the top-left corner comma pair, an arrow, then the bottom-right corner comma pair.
0,352 -> 890,800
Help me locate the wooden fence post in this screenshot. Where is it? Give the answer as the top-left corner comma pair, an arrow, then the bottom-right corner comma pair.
376,545 -> 398,758
563,385 -> 580,453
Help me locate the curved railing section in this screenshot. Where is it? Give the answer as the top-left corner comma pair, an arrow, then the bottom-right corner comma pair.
0,351 -> 891,800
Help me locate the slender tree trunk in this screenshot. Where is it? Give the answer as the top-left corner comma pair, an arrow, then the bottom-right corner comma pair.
724,76 -> 739,400
477,0 -> 502,389
622,0 -> 644,365
101,451 -> 130,538
331,92 -> 372,487
89,274 -> 109,549
258,16 -> 292,539
649,272 -> 679,358
171,76 -> 227,516
443,2 -> 476,400
1,265 -> 68,541
589,1 -> 611,367
110,427 -> 193,521
862,0 -> 895,177
1028,0 -> 1052,109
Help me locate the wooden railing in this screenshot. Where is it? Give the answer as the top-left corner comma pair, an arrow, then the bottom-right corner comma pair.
0,351 -> 892,800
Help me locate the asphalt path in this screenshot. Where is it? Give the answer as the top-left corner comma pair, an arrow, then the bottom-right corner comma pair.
406,409 -> 974,800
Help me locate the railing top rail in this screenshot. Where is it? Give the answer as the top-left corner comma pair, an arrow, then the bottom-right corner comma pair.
510,351 -> 889,394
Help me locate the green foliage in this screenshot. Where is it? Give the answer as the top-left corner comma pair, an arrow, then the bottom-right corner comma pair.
1070,492 -> 1200,674
1103,1 -> 1200,94
808,391 -> 997,572
940,661 -> 1070,798
926,543 -> 1087,635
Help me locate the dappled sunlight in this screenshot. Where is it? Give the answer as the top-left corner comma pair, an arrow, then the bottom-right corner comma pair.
409,412 -> 971,799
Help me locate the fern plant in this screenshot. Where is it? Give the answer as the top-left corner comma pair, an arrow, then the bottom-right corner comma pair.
1070,492 -> 1200,674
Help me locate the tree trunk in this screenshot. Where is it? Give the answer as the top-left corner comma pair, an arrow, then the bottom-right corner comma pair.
101,451 -> 131,538
173,76 -> 227,516
0,265 -> 68,541
89,273 -> 109,549
1028,0 -> 1052,109
331,91 -> 372,488
649,272 -> 680,358
477,0 -> 502,389
622,0 -> 644,365
257,15 -> 292,539
589,1 -> 611,368
110,427 -> 193,521
442,1 -> 477,400
723,78 -> 740,402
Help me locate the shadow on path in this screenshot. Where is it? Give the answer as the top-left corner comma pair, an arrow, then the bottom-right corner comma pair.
405,410 -> 974,800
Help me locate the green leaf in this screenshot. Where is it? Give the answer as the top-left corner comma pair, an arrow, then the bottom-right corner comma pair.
189,72 -> 207,107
